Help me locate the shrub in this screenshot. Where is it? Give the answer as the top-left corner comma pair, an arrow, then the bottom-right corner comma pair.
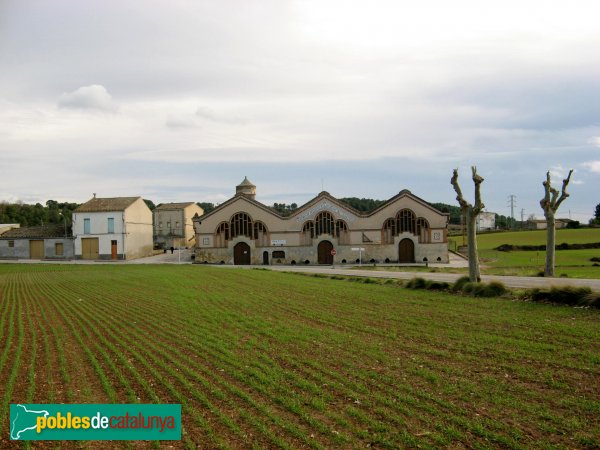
451,276 -> 471,292
457,280 -> 507,297
590,257 -> 600,262
406,277 -> 427,289
529,286 -> 595,307
477,281 -> 507,297
581,292 -> 600,307
461,282 -> 478,294
426,281 -> 450,291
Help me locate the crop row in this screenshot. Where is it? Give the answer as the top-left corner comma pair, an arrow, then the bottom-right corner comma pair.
1,265 -> 598,449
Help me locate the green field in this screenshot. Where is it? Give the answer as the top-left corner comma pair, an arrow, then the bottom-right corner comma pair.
448,228 -> 600,278
450,228 -> 600,250
0,264 -> 599,448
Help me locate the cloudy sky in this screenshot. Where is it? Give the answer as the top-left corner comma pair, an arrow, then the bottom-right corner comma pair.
1,0 -> 599,221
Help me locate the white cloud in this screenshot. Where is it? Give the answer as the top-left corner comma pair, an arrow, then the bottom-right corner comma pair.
196,106 -> 246,125
588,136 -> 600,147
58,85 -> 117,112
583,160 -> 600,173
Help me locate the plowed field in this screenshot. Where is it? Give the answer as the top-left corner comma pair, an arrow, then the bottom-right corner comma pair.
0,264 -> 598,449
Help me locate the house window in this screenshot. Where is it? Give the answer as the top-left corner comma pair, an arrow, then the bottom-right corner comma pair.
167,222 -> 171,228
8,240 -> 14,248
84,218 -> 91,234
203,237 -> 209,245
107,218 -> 114,234
55,243 -> 64,256
159,222 -> 162,228
175,221 -> 179,229
272,250 -> 285,259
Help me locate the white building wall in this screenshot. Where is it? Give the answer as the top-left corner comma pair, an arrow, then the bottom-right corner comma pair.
73,211 -> 125,258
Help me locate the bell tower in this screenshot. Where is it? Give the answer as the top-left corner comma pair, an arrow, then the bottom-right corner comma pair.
236,176 -> 256,200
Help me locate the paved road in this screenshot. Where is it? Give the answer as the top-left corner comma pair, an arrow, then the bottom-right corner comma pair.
2,250 -> 598,291
267,265 -> 600,292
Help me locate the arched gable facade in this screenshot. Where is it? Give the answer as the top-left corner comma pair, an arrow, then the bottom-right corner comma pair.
194,185 -> 448,265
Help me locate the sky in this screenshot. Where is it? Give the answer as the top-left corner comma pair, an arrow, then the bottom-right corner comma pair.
1,0 -> 599,222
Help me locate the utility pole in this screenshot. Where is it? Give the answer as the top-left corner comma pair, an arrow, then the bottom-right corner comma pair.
520,208 -> 525,229
507,194 -> 517,230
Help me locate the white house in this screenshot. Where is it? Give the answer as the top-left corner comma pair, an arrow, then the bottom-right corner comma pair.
476,212 -> 496,231
72,196 -> 153,260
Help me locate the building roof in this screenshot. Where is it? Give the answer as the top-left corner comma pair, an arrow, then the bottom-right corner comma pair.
237,176 -> 256,187
195,187 -> 448,224
75,197 -> 140,213
0,224 -> 72,239
154,202 -> 196,211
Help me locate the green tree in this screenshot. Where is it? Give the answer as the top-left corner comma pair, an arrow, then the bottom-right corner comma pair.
339,197 -> 386,213
144,199 -> 156,210
197,202 -> 215,214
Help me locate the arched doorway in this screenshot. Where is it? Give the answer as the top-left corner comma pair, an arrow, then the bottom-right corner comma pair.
398,238 -> 415,263
234,242 -> 251,265
263,251 -> 269,265
317,240 -> 334,264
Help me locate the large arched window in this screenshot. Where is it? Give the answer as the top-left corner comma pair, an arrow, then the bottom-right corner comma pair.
398,209 -> 416,234
253,221 -> 269,247
315,211 -> 335,236
382,218 -> 396,244
381,209 -> 429,243
335,219 -> 349,244
302,221 -> 314,246
230,212 -> 253,238
215,222 -> 229,248
417,218 -> 430,243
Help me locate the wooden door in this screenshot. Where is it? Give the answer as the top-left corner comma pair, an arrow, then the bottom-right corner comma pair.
81,238 -> 99,260
111,240 -> 118,260
398,238 -> 415,263
262,251 -> 269,265
29,240 -> 44,259
317,240 -> 333,265
234,242 -> 251,265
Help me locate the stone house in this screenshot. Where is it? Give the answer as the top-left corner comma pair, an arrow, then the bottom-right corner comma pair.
0,224 -> 74,259
153,202 -> 204,249
193,178 -> 449,265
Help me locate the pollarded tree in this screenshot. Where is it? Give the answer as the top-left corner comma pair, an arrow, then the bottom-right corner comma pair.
540,169 -> 573,277
451,167 -> 485,282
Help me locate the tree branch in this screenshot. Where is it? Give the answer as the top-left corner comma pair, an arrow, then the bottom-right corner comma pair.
451,169 -> 470,210
471,166 -> 485,214
554,169 -> 573,211
540,171 -> 552,212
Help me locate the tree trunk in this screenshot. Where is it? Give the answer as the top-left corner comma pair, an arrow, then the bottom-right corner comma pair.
466,209 -> 481,282
545,212 -> 555,277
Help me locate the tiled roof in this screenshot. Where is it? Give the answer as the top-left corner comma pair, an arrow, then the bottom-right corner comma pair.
75,197 -> 140,212
0,224 -> 72,239
154,202 -> 196,211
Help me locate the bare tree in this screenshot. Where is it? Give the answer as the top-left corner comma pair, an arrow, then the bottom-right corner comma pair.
451,167 -> 485,282
540,170 -> 573,277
